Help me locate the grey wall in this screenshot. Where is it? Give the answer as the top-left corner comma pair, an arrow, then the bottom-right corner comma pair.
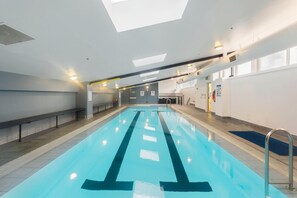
93,93 -> 114,104
0,91 -> 76,122
121,83 -> 159,104
76,83 -> 93,119
0,71 -> 79,145
91,86 -> 119,113
0,71 -> 78,92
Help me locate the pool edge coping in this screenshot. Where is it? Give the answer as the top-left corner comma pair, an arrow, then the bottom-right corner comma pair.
170,105 -> 297,196
0,106 -> 127,179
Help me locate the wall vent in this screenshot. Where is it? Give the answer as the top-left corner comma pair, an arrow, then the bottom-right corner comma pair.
0,24 -> 34,45
229,54 -> 237,62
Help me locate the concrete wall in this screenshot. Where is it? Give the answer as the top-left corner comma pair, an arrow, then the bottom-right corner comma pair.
0,71 -> 79,145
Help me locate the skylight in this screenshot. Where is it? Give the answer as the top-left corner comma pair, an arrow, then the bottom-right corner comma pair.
139,70 -> 159,77
133,54 -> 166,67
102,0 -> 189,32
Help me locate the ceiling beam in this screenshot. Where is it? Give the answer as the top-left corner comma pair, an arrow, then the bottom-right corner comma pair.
119,73 -> 189,90
89,53 -> 225,85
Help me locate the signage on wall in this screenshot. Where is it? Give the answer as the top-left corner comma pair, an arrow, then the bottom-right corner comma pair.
151,90 -> 155,96
140,91 -> 144,96
216,85 -> 221,97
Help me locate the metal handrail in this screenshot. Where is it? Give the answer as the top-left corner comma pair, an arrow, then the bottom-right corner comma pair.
166,98 -> 172,107
265,128 -> 294,197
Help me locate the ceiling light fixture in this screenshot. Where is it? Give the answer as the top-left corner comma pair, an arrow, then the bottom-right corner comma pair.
143,77 -> 157,82
214,44 -> 223,50
133,54 -> 167,67
140,70 -> 160,77
187,64 -> 192,68
69,76 -> 77,80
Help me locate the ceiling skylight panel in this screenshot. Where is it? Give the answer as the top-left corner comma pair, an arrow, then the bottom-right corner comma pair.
133,54 -> 166,67
102,0 -> 189,32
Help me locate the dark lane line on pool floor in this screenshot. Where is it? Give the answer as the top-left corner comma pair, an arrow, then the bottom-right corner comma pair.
158,111 -> 212,192
81,111 -> 141,191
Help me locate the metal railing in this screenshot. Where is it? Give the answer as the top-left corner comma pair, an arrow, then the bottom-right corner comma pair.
166,98 -> 172,107
265,128 -> 294,197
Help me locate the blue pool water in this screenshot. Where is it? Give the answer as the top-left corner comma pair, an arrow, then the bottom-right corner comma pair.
3,107 -> 286,197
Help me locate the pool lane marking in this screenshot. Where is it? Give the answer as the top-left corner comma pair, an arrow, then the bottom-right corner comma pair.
158,112 -> 212,192
81,111 -> 141,191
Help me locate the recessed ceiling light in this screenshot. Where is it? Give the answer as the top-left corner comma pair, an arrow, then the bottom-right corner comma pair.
133,54 -> 167,67
143,77 -> 157,82
140,70 -> 160,77
187,64 -> 192,68
214,44 -> 223,50
69,76 -> 77,80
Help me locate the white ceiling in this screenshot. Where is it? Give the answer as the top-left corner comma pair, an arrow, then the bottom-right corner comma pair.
0,0 -> 297,88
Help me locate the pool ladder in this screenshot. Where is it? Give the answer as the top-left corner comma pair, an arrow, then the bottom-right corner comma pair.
265,128 -> 295,197
166,98 -> 171,107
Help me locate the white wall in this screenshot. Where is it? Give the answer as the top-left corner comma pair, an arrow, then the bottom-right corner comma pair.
226,65 -> 297,135
158,79 -> 178,94
181,87 -> 196,105
213,79 -> 231,117
195,80 -> 207,110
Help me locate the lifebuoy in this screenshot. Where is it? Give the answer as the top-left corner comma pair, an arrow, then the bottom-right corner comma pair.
212,90 -> 216,102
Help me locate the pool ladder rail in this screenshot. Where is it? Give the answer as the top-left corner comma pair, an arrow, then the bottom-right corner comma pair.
166,98 -> 171,107
265,128 -> 295,198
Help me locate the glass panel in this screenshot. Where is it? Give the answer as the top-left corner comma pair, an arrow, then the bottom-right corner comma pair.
259,50 -> 286,71
290,46 -> 297,65
237,62 -> 252,75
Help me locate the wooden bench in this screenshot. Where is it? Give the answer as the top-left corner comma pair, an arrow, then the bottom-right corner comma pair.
0,108 -> 85,142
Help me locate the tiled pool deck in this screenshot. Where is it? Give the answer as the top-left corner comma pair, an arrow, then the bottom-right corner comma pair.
0,105 -> 296,197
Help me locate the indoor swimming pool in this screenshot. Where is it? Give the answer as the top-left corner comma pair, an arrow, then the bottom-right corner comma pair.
2,106 -> 286,197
